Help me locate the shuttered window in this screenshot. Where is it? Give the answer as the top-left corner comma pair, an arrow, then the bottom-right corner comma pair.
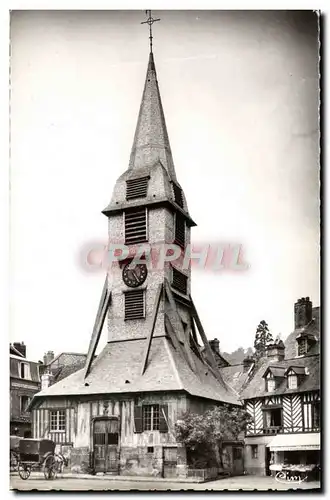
172,267 -> 188,295
126,176 -> 149,200
125,209 -> 147,245
124,290 -> 145,320
134,404 -> 168,433
134,406 -> 143,433
172,183 -> 184,208
174,214 -> 185,248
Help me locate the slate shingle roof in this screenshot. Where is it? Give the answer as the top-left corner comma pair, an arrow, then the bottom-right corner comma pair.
239,354 -> 319,400
33,337 -> 240,405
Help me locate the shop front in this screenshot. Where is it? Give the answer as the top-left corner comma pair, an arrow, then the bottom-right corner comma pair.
267,433 -> 320,483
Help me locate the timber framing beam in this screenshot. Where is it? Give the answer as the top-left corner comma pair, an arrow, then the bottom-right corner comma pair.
164,279 -> 196,372
140,283 -> 163,375
84,277 -> 112,379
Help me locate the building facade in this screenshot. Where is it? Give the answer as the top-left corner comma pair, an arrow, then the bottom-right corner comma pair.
29,36 -> 241,478
10,343 -> 41,437
240,297 -> 320,477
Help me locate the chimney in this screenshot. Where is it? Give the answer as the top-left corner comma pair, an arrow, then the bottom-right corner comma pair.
13,342 -> 26,358
43,351 -> 55,366
41,372 -> 54,390
243,356 -> 254,372
209,338 -> 220,355
294,297 -> 313,329
266,340 -> 285,362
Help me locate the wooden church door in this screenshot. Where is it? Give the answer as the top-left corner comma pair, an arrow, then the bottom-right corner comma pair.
93,418 -> 119,473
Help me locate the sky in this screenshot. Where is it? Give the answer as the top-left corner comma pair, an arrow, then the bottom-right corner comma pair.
10,10 -> 320,362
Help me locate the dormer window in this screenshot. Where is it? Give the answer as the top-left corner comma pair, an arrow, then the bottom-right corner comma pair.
287,373 -> 298,390
263,366 -> 285,392
298,337 -> 308,356
266,372 -> 276,392
19,362 -> 31,380
284,366 -> 306,389
267,379 -> 276,392
296,331 -> 316,357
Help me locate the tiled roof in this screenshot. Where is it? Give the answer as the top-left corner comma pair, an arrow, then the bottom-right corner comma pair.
264,366 -> 286,378
240,354 -> 319,400
48,362 -> 86,383
32,337 -> 240,406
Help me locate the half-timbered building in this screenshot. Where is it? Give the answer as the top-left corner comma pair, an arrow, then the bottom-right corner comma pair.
240,297 -> 320,476
29,20 -> 241,478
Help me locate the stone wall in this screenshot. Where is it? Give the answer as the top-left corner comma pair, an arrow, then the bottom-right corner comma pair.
70,447 -> 91,474
120,446 -> 163,477
244,435 -> 273,476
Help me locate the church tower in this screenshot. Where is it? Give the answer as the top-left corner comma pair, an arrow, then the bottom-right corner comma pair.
31,12 -> 239,478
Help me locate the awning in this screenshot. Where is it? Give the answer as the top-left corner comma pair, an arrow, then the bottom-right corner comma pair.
267,433 -> 320,451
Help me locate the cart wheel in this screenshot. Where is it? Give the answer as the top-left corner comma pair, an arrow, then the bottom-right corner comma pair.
43,455 -> 57,480
18,464 -> 31,480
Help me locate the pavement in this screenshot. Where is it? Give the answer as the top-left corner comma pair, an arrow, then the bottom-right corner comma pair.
10,473 -> 321,491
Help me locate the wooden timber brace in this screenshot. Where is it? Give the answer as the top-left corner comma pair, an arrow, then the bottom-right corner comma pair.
83,276 -> 112,379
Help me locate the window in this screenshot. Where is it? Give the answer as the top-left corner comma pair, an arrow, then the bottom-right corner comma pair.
147,446 -> 154,453
50,410 -> 66,431
174,214 -> 185,248
298,338 -> 308,356
20,396 -> 31,413
124,290 -> 145,320
134,404 -> 168,433
172,183 -> 184,208
288,373 -> 298,389
251,445 -> 258,459
126,176 -> 149,200
19,362 -> 31,380
267,379 -> 276,392
124,209 -> 147,245
143,404 -> 160,431
264,408 -> 282,428
312,402 -> 320,428
172,267 -> 188,295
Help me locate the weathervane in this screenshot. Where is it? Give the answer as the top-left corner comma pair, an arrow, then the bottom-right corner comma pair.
141,10 -> 160,53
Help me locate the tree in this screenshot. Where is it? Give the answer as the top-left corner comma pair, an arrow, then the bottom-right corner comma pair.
254,320 -> 273,358
175,405 -> 252,469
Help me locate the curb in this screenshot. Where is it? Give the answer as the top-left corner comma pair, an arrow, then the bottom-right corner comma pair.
10,472 -> 205,483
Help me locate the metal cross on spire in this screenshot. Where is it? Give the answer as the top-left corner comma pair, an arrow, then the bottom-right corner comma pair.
141,10 -> 160,53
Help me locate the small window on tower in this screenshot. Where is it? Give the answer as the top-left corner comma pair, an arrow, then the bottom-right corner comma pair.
124,289 -> 145,320
126,176 -> 149,200
174,214 -> 185,248
172,183 -> 184,208
172,267 -> 188,295
125,209 -> 147,245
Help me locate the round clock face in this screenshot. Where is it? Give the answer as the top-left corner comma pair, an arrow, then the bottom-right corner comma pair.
122,262 -> 148,288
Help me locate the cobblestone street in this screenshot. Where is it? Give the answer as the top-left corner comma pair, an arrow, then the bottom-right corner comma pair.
10,474 -> 321,491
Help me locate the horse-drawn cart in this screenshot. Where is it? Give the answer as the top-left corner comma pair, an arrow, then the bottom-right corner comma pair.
16,438 -> 57,480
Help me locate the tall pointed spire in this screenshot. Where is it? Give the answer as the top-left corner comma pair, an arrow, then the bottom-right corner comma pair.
129,14 -> 177,180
